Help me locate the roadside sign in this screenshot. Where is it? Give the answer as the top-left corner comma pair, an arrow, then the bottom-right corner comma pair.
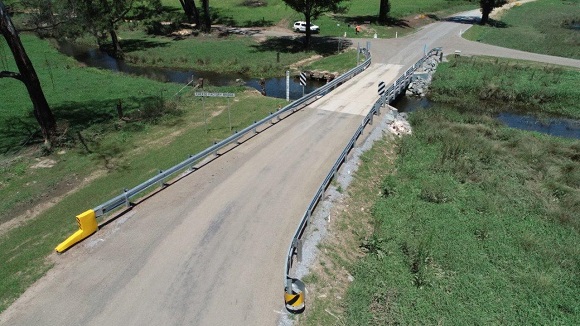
194,92 -> 236,132
194,92 -> 235,98
378,81 -> 385,96
299,72 -> 306,87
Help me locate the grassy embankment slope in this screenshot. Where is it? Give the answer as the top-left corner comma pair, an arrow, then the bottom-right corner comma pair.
464,0 -> 580,60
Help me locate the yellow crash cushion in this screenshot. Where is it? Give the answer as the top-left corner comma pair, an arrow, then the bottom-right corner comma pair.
55,210 -> 98,253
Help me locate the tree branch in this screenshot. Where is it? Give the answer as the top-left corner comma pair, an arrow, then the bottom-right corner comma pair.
0,70 -> 23,81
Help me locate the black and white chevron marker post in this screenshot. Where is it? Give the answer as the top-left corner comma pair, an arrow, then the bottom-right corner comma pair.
299,72 -> 306,97
378,81 -> 386,108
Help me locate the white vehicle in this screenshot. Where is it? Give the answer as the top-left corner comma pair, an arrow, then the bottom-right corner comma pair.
293,21 -> 320,33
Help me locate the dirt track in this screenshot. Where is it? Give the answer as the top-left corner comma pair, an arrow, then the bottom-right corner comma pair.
2,5 -> 579,326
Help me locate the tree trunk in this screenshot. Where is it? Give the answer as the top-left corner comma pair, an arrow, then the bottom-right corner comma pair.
480,10 -> 490,25
304,14 -> 312,49
0,1 -> 56,146
479,0 -> 495,25
109,28 -> 124,59
179,0 -> 200,27
378,0 -> 390,24
201,0 -> 210,33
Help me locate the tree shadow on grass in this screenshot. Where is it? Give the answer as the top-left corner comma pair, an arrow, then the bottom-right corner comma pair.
0,116 -> 42,154
338,15 -> 411,28
444,15 -> 509,28
0,96 -> 166,154
251,36 -> 353,56
109,39 -> 170,54
211,8 -> 274,28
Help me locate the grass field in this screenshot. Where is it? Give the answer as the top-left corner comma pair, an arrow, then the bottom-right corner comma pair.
464,0 -> 580,59
300,58 -> 580,324
342,107 -> 580,325
429,56 -> 580,119
120,0 -> 478,73
0,34 -> 183,147
119,31 -> 317,77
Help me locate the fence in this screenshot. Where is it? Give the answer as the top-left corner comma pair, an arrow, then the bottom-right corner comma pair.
283,47 -> 443,313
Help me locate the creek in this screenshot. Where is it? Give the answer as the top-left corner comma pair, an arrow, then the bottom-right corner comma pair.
57,42 -> 325,100
393,96 -> 580,140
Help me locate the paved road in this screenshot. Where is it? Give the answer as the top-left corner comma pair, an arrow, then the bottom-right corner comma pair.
2,6 -> 578,326
0,61 -> 402,325
367,9 -> 580,68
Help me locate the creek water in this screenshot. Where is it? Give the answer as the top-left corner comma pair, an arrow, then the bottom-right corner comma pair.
393,96 -> 580,140
57,42 -> 325,100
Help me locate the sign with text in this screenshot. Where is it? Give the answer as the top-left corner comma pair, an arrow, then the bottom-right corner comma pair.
194,92 -> 235,98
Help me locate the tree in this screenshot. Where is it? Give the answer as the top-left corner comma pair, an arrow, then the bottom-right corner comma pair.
179,0 -> 201,27
282,0 -> 347,49
479,0 -> 506,25
378,0 -> 390,24
200,0 -> 210,32
0,1 -> 56,146
62,0 -> 136,59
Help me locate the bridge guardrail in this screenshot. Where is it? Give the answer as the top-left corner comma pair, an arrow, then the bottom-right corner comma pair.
55,42 -> 373,252
283,46 -> 442,313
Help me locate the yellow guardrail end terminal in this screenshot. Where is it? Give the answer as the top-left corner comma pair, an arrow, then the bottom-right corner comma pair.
285,278 -> 306,313
284,292 -> 304,307
55,210 -> 98,253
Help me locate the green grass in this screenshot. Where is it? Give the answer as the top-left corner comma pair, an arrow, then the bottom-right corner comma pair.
463,0 -> 580,59
161,0 -> 477,40
303,59 -> 580,324
304,49 -> 358,72
118,31 -> 316,77
0,34 -> 183,144
429,56 -> 580,119
342,107 -> 580,324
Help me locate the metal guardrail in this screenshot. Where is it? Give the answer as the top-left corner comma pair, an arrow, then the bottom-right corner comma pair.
283,47 -> 443,312
91,44 -> 373,219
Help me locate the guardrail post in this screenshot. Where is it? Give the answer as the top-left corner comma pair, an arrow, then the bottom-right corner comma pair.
296,239 -> 303,262
123,189 -> 130,207
158,170 -> 164,188
286,278 -> 292,295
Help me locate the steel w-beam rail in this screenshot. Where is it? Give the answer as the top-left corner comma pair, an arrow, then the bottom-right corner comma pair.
55,44 -> 373,253
283,47 -> 442,313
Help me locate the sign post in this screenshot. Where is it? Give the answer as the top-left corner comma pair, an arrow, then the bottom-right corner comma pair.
194,92 -> 236,132
286,70 -> 290,102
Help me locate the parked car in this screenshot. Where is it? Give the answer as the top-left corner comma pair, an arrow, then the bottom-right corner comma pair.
293,21 -> 320,33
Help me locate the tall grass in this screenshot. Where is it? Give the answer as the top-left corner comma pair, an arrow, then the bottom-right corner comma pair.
343,106 -> 580,324
429,57 -> 580,119
303,57 -> 579,324
464,0 -> 580,59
